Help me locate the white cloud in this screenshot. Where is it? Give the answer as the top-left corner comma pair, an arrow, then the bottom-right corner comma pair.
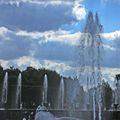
72,1 -> 86,20
102,30 -> 120,41
0,26 -> 75,61
16,29 -> 120,50
0,0 -> 73,6
0,56 -> 119,87
0,56 -> 41,69
0,27 -> 32,59
0,27 -> 11,41
0,26 -> 120,46
103,44 -> 116,51
0,0 -> 86,32
0,26 -> 120,69
0,56 -> 74,77
0,27 -> 9,33
101,30 -> 120,51
103,67 -> 120,79
0,0 -> 84,7
16,29 -> 81,46
102,67 -> 120,88
0,27 -> 10,39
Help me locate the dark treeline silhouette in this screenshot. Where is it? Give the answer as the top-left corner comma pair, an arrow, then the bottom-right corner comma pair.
0,65 -> 114,110
102,81 -> 113,110
0,65 -> 61,109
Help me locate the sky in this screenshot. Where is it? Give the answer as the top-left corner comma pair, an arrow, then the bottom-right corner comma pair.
0,0 -> 120,85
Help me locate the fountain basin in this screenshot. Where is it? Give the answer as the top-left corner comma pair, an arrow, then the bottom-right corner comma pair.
57,117 -> 82,120
35,111 -> 82,120
35,111 -> 56,120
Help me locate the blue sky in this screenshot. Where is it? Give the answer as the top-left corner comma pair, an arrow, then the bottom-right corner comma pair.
84,0 -> 120,32
0,0 -> 120,82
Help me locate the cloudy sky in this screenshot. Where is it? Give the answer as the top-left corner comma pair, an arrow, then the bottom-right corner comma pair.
0,0 -> 120,84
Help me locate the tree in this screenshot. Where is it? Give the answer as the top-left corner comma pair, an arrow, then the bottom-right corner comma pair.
102,81 -> 112,109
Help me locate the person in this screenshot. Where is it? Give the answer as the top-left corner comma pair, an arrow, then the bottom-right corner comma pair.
64,101 -> 68,109
41,102 -> 47,111
32,102 -> 36,109
36,105 -> 41,113
48,102 -> 51,110
20,103 -> 23,109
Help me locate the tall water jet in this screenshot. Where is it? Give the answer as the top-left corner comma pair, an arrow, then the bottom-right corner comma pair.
1,72 -> 8,108
114,76 -> 119,110
77,12 -> 103,120
42,74 -> 48,104
93,90 -> 96,120
15,73 -> 22,109
95,13 -> 103,120
59,77 -> 65,109
86,69 -> 90,110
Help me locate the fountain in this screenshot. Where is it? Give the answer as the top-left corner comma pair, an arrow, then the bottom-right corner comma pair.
114,75 -> 120,110
1,72 -> 8,108
15,73 -> 22,109
93,90 -> 96,120
35,11 -> 104,120
35,105 -> 81,120
42,74 -> 48,104
35,111 -> 81,120
58,77 -> 65,109
77,12 -> 103,120
0,12 -> 117,120
86,72 -> 90,110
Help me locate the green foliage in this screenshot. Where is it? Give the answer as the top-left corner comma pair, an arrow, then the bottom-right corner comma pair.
102,81 -> 112,110
0,66 -> 61,108
0,65 -> 3,83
